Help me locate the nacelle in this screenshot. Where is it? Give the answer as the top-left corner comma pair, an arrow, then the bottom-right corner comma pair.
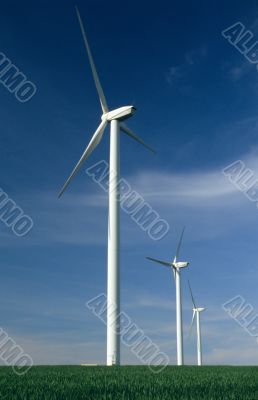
106,106 -> 136,121
173,261 -> 189,269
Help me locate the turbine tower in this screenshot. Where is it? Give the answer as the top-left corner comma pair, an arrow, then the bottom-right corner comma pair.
146,228 -> 189,365
188,281 -> 206,366
58,7 -> 155,366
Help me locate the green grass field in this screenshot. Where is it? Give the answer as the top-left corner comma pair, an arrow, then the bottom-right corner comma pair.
0,365 -> 258,399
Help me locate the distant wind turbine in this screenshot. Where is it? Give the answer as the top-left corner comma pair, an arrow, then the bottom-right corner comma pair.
146,228 -> 189,365
58,7 -> 155,366
188,281 -> 206,366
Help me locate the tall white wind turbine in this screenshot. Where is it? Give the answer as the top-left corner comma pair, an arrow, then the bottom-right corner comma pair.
188,281 -> 205,366
146,228 -> 189,365
59,7 -> 155,366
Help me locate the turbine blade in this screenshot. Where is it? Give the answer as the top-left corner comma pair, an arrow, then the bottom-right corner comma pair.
172,266 -> 176,282
58,119 -> 107,197
75,7 -> 108,114
188,280 -> 197,309
146,257 -> 172,268
188,310 -> 196,340
174,226 -> 185,262
120,123 -> 156,154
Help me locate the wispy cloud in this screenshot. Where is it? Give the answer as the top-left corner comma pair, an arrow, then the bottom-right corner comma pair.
228,62 -> 253,81
126,293 -> 175,310
1,146 -> 258,248
166,46 -> 207,87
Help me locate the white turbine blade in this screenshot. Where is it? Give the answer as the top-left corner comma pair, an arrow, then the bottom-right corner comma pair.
75,7 -> 108,114
120,123 -> 156,154
58,119 -> 107,198
172,266 -> 176,282
146,257 -> 172,268
174,226 -> 185,262
188,280 -> 197,309
188,310 -> 196,340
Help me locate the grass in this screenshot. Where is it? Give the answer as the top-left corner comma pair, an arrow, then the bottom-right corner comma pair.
0,365 -> 257,399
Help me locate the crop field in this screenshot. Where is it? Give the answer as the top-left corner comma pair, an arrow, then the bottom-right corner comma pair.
0,365 -> 258,400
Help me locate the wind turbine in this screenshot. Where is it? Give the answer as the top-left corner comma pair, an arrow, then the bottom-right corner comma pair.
58,7 -> 155,366
146,228 -> 189,365
188,281 -> 205,366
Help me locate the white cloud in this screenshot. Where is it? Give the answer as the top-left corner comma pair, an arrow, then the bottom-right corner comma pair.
126,293 -> 175,310
1,147 -> 257,248
166,46 -> 207,86
228,62 -> 253,81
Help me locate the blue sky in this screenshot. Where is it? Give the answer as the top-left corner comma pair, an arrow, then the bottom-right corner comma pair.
1,0 -> 258,365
